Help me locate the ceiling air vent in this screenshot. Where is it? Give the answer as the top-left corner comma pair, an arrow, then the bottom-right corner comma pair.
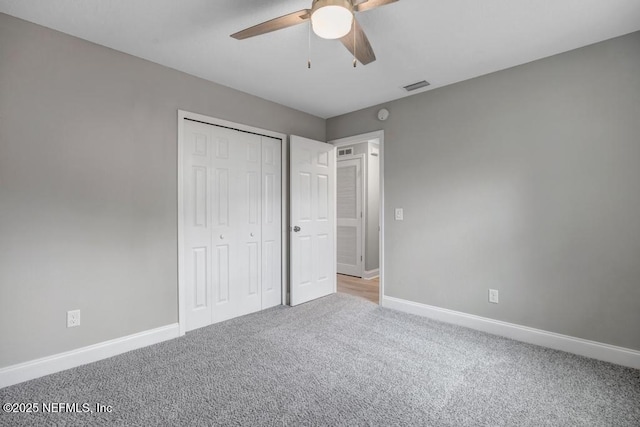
403,80 -> 430,92
338,147 -> 354,157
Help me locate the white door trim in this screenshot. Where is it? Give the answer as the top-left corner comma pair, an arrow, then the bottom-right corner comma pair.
177,110 -> 287,336
328,130 -> 384,304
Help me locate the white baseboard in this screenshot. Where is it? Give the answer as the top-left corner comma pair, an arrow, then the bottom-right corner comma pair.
0,323 -> 180,389
363,269 -> 379,280
382,296 -> 640,370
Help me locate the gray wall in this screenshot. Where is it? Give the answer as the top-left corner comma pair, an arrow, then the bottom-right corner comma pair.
0,13 -> 325,368
327,31 -> 640,351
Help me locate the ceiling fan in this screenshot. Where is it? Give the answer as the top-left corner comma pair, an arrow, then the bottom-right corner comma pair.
230,0 -> 399,66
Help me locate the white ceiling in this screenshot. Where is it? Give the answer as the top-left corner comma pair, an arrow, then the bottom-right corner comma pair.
2,0 -> 640,119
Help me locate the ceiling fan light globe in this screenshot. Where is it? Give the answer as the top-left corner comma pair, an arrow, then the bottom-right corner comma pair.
311,5 -> 353,39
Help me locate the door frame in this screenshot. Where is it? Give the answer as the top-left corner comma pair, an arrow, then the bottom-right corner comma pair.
329,131 -> 384,304
177,110 -> 288,336
336,154 -> 365,278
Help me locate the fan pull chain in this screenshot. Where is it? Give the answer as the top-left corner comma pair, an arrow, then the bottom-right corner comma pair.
353,18 -> 357,68
308,20 -> 312,69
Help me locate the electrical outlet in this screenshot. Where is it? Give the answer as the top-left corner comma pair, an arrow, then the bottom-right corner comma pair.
488,289 -> 499,304
67,310 -> 81,328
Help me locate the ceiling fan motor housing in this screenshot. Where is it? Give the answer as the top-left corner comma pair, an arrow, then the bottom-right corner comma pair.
312,0 -> 354,12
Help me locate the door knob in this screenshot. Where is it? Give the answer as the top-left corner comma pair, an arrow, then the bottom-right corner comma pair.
293,226 -> 301,232
250,232 -> 254,237
219,235 -> 224,240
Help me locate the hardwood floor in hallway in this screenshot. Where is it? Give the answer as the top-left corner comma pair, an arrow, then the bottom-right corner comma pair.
337,274 -> 379,304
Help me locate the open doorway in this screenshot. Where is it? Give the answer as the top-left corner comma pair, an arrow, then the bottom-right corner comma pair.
330,132 -> 383,305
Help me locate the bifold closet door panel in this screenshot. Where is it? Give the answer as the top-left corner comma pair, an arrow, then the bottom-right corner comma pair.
234,132 -> 263,317
261,136 -> 282,309
184,121 -> 214,331
210,126 -> 263,322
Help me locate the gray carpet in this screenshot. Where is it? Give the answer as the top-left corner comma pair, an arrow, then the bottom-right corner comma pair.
1,293 -> 639,426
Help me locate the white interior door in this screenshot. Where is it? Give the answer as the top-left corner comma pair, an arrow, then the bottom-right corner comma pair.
337,158 -> 363,277
290,135 -> 336,306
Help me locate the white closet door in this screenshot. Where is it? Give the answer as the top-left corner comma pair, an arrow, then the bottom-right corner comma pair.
219,127 -> 263,320
210,125 -> 243,323
183,121 -> 214,331
337,158 -> 362,277
261,136 -> 282,309
183,120 -> 281,330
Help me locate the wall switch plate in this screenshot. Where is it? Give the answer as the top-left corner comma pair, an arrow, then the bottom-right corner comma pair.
395,208 -> 404,221
488,289 -> 499,304
67,309 -> 81,328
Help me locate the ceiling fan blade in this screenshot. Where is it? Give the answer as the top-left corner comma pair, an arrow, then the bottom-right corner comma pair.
340,18 -> 376,65
354,0 -> 399,13
231,9 -> 311,40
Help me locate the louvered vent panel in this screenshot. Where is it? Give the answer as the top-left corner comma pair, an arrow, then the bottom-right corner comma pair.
337,226 -> 358,265
337,165 -> 357,219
